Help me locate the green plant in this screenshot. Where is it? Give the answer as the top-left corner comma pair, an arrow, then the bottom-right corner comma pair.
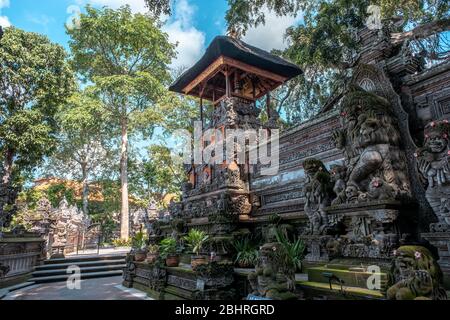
275,228 -> 306,272
131,231 -> 147,251
183,229 -> 209,256
147,244 -> 159,254
159,238 -> 178,258
233,237 -> 258,268
113,238 -> 131,247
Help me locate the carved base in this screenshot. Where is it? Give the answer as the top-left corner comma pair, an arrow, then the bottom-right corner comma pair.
325,202 -> 401,260
421,232 -> 450,288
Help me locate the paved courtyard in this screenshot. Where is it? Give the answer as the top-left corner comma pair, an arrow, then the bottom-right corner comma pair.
3,276 -> 150,300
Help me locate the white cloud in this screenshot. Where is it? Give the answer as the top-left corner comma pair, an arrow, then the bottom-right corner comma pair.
242,7 -> 302,51
163,0 -> 205,69
73,0 -> 205,69
0,0 -> 11,28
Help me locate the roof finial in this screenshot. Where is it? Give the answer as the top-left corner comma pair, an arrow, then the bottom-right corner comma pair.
227,27 -> 241,40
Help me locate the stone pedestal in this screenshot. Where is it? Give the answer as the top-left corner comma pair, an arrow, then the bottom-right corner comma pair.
421,232 -> 450,288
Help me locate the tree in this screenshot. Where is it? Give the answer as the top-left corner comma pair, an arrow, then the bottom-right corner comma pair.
225,0 -> 449,124
67,5 -> 176,240
45,90 -> 117,215
0,27 -> 74,229
129,144 -> 185,207
146,0 -> 449,126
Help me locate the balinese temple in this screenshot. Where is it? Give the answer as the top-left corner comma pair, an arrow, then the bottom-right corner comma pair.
168,35 -> 302,231
166,35 -> 302,267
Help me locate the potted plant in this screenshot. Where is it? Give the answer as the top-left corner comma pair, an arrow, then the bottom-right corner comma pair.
160,238 -> 180,267
233,237 -> 258,268
145,244 -> 159,264
131,231 -> 148,262
183,229 -> 209,269
275,228 -> 305,272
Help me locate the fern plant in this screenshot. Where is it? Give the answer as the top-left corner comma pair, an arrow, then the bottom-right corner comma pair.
275,228 -> 306,272
233,237 -> 258,268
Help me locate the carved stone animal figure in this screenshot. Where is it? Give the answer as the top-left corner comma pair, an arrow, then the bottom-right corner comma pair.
332,86 -> 411,203
367,177 -> 395,201
387,246 -> 447,300
248,243 -> 297,300
330,164 -> 347,205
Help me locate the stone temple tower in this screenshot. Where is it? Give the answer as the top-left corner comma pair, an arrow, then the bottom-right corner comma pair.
168,35 -> 302,259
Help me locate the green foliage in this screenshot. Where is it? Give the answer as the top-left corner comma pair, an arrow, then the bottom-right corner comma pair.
147,244 -> 160,254
274,228 -> 305,272
159,237 -> 178,258
131,231 -> 148,250
19,188 -> 45,210
183,229 -> 209,256
67,5 -> 176,121
233,237 -> 259,267
113,238 -> 132,247
46,183 -> 76,207
0,27 -> 75,166
129,144 -> 184,206
223,0 -> 449,126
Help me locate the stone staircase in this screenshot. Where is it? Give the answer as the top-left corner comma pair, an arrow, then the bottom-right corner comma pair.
29,254 -> 126,284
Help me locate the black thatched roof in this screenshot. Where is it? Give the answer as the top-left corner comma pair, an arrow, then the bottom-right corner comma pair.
169,36 -> 303,94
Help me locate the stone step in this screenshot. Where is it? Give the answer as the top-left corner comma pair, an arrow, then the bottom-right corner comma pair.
298,281 -> 385,300
32,264 -> 126,277
30,270 -> 123,284
307,266 -> 388,291
0,282 -> 36,300
43,254 -> 127,265
35,258 -> 125,271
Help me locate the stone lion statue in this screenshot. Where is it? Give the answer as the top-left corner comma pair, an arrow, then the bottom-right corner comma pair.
387,246 -> 447,300
332,86 -> 411,203
248,243 -> 297,300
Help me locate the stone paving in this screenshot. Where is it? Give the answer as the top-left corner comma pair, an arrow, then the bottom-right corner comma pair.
3,276 -> 151,300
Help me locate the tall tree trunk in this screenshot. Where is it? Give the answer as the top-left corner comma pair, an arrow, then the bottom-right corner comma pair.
1,148 -> 14,186
120,116 -> 130,240
81,162 -> 89,216
0,149 -> 14,228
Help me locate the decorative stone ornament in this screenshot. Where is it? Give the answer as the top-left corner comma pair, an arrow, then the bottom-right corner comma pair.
416,120 -> 450,232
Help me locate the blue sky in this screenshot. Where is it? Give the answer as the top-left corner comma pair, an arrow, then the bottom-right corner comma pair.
0,0 -> 300,69
0,0 -> 301,170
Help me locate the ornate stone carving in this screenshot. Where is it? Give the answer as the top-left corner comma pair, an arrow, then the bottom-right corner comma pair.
387,246 -> 447,300
332,86 -> 411,204
0,262 -> 10,278
248,243 -> 297,300
416,120 -> 450,232
302,158 -> 334,235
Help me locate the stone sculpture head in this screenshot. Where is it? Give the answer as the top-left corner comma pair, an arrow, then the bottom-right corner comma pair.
387,245 -> 447,300
423,120 -> 449,154
345,185 -> 359,202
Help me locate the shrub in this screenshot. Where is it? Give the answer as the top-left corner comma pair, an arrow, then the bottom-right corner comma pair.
183,229 -> 209,256
159,238 -> 177,258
